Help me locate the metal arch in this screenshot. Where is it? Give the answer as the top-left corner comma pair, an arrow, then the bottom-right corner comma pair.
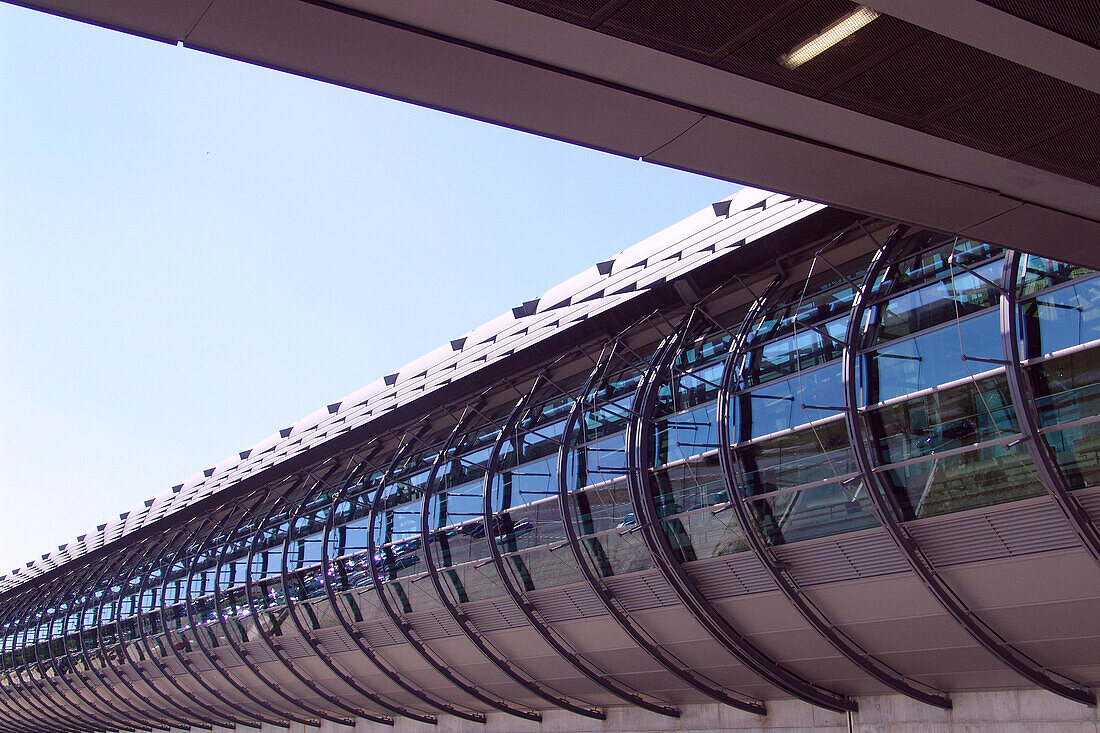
49,556 -> 174,733
366,433 -> 535,722
182,504 -> 316,727
135,525 -> 248,730
90,545 -> 197,731
555,343 -> 766,715
211,488 -> 365,721
482,380 -> 680,718
156,516 -> 285,729
105,539 -> 216,731
0,605 -> 41,733
629,312 -> 857,712
320,451 -> 485,725
715,277 -> 953,710
12,584 -> 112,733
841,230 -> 1096,706
420,410 -> 603,721
38,571 -> 128,733
14,589 -> 110,733
2,591 -> 101,733
999,251 -> 1100,568
56,568 -> 156,732
284,465 -> 439,725
231,484 -> 391,726
0,596 -> 74,733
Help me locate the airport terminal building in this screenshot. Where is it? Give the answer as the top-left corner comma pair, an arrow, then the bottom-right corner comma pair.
1,190 -> 1099,732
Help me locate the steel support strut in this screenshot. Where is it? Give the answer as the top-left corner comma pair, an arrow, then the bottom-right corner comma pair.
629,313 -> 857,713
418,413 -> 585,718
366,435 -> 515,722
277,471 -> 435,724
716,276 -> 952,709
842,229 -> 1096,706
157,516 -> 283,728
317,448 -> 474,723
555,342 -> 766,715
211,490 -> 367,727
138,527 -> 247,730
482,379 -> 681,718
999,251 -> 1100,569
107,540 -> 216,731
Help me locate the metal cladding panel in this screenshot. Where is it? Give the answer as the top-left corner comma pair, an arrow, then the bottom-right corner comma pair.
526,583 -> 609,623
604,571 -> 679,612
312,626 -> 359,656
357,619 -> 405,649
408,608 -> 464,641
688,553 -> 775,599
461,598 -> 528,634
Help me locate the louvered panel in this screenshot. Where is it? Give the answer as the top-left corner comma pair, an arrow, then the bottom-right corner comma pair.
356,619 -> 404,648
461,598 -> 526,633
528,583 -> 608,623
833,530 -> 908,578
312,625 -> 358,655
909,514 -> 1009,566
987,501 -> 1079,555
779,541 -> 859,586
237,639 -> 276,664
181,653 -> 212,672
688,553 -> 773,599
604,571 -> 677,612
1077,488 -> 1100,520
408,609 -> 462,641
277,634 -> 314,660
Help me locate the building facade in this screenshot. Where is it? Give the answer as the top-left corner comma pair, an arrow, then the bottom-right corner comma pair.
2,190 -> 1099,732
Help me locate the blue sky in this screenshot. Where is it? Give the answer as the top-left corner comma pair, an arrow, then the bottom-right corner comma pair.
0,3 -> 737,576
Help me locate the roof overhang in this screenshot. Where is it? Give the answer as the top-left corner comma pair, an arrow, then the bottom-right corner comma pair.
8,0 -> 1100,267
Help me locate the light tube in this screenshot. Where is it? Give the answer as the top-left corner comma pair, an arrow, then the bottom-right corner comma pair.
779,6 -> 880,69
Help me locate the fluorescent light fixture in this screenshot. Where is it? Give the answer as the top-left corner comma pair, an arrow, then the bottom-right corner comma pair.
779,6 -> 880,69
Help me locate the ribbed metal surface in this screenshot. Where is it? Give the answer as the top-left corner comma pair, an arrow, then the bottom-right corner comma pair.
408,609 -> 464,641
979,0 -> 1100,48
460,598 -> 528,633
311,626 -> 359,655
604,571 -> 679,611
356,619 -> 405,648
688,553 -> 775,599
526,584 -> 608,623
909,500 -> 1081,567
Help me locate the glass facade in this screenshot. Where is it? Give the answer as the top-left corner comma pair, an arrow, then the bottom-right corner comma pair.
1,215 -> 1097,730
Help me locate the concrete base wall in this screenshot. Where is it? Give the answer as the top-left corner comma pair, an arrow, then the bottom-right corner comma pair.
158,691 -> 1100,733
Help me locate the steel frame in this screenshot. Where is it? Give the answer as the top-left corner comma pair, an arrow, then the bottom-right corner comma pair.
417,408 -> 606,720
367,434 -> 533,721
280,466 -> 437,725
106,539 -> 215,731
481,376 -> 680,718
156,514 -> 287,728
208,489 -> 364,727
998,251 -> 1100,568
715,275 -> 953,709
138,526 -> 249,730
841,229 -> 1096,706
554,342 -> 767,715
319,450 -> 480,723
188,501 -> 320,726
628,311 -> 857,713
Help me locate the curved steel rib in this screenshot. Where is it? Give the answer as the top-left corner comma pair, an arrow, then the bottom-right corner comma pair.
628,313 -> 856,713
842,230 -> 1096,706
482,381 -> 679,718
208,490 -> 368,727
556,342 -> 766,715
418,413 -> 600,719
278,470 -> 436,724
366,435 -> 528,721
716,276 -> 952,709
999,251 -> 1100,568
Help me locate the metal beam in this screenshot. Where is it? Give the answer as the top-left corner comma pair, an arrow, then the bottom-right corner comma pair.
716,275 -> 952,709
628,313 -> 856,713
841,229 -> 1096,706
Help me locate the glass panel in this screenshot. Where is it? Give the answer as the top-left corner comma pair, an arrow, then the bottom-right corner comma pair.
1021,275 -> 1100,356
881,441 -> 1041,519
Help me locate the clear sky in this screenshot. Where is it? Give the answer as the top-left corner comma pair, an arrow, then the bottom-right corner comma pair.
0,4 -> 737,577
